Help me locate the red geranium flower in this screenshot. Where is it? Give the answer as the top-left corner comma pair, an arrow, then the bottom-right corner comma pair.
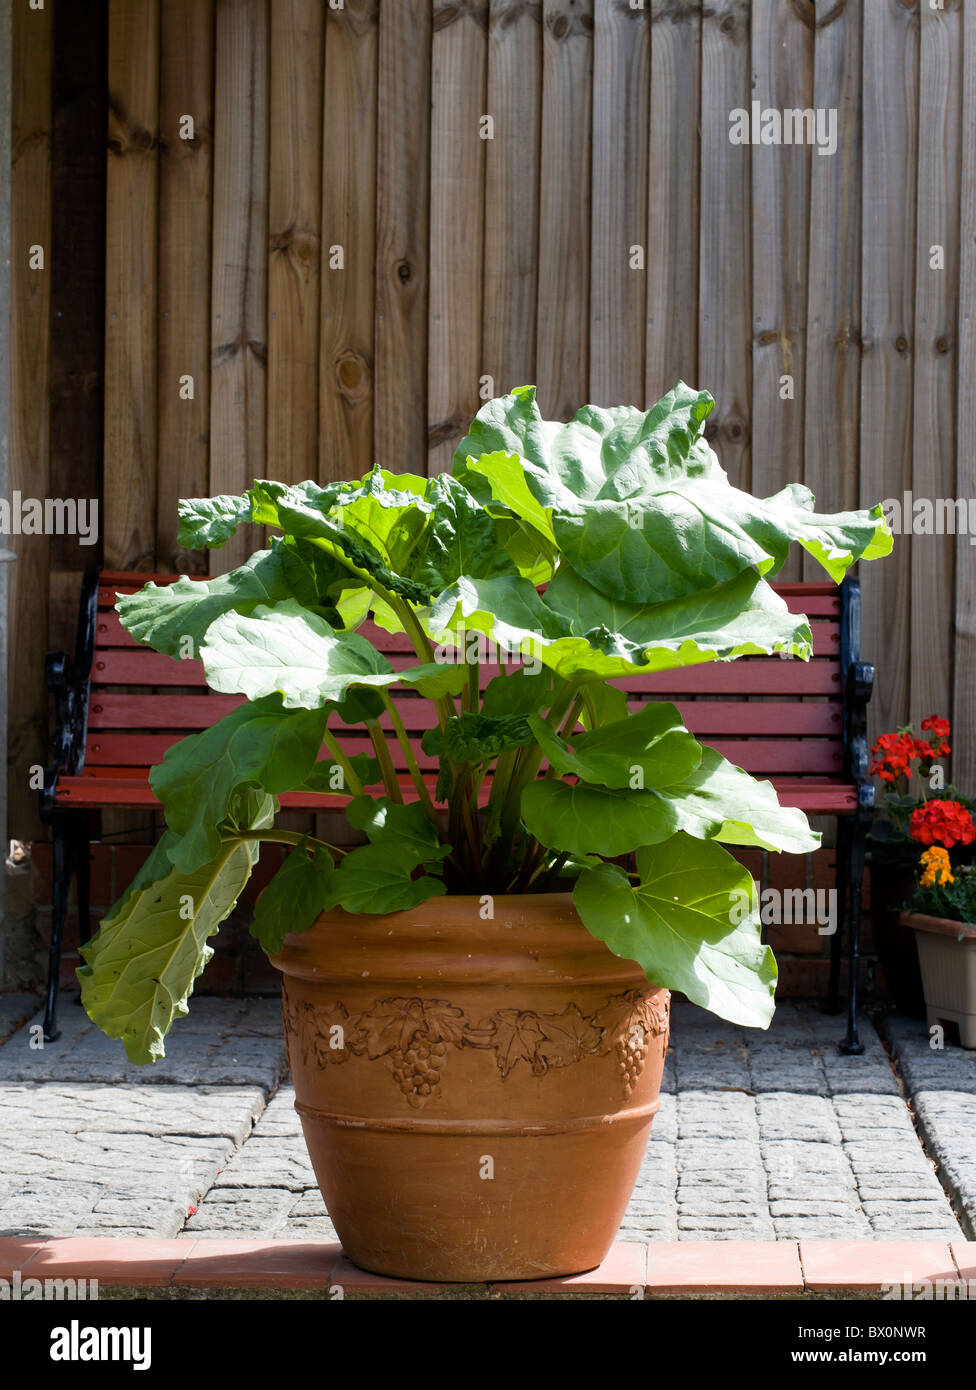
871,731 -> 917,781
910,799 -> 976,848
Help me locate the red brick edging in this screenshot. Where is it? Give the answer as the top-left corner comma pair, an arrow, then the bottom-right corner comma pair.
1,1237 -> 974,1296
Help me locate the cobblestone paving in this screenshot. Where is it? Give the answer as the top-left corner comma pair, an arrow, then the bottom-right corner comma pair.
883,1013 -> 976,1237
0,995 -> 972,1243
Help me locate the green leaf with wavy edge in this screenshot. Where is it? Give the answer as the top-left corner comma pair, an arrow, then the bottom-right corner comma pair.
333,797 -> 450,913
331,844 -> 448,914
651,745 -> 820,854
527,701 -> 703,789
344,796 -> 451,865
521,779 -> 677,857
177,494 -> 254,549
200,599 -> 399,708
427,567 -> 813,683
479,668 -> 559,719
543,565 -> 814,665
150,696 -> 329,872
521,743 -> 819,857
78,838 -> 255,1064
454,382 -> 891,602
117,548 -> 291,659
573,837 -> 777,1028
250,841 -> 336,954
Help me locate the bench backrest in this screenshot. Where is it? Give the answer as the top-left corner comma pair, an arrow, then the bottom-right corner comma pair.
79,571 -> 851,800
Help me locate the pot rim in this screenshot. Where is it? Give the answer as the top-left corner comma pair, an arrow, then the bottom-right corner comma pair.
899,910 -> 976,940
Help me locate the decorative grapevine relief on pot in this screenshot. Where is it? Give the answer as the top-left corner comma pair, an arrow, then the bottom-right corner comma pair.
282,986 -> 670,1109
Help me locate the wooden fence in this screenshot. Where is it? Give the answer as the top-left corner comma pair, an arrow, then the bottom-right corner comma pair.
7,0 -> 975,839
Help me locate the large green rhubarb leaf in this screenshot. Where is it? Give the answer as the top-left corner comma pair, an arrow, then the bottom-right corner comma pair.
78,838 -> 255,1064
454,383 -> 892,602
573,836 -> 776,1028
521,743 -> 819,857
150,696 -> 329,871
200,599 -> 399,707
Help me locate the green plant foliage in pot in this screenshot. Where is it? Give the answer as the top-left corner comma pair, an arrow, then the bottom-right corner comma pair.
79,383 -> 892,1064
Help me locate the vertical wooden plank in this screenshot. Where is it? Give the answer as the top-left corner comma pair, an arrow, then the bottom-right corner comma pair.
589,0 -> 648,407
910,0 -> 960,723
858,0 -> 918,737
104,0 -> 159,571
375,0 -> 431,475
8,0 -> 52,839
157,0 -> 213,573
482,0 -> 542,398
49,0 -> 108,647
645,0 -> 700,405
319,0 -> 378,484
698,0 -> 751,487
427,1 -> 488,474
210,0 -> 268,570
803,0 -> 861,531
750,0 -> 813,555
953,0 -> 976,786
536,0 -> 593,422
268,0 -> 323,487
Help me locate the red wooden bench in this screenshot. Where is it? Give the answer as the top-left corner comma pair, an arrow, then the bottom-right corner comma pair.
41,568 -> 875,1049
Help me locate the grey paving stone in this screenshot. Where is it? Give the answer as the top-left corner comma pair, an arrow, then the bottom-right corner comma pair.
0,1000 -> 287,1088
912,1091 -> 976,1235
0,1082 -> 266,1238
0,993 -> 41,1043
884,1014 -> 976,1097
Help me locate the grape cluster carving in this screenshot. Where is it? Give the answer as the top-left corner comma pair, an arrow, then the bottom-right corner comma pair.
283,986 -> 669,1110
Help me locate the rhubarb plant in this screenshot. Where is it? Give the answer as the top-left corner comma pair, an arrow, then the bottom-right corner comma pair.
79,383 -> 891,1061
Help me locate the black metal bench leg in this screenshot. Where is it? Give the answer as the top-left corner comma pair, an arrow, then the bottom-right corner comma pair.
825,817 -> 852,1015
840,817 -> 868,1056
43,811 -> 75,1042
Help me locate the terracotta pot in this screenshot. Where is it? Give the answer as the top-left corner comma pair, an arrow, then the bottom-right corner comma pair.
270,893 -> 669,1282
901,911 -> 976,1049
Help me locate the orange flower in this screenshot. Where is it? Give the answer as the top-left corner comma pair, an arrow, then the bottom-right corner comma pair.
919,846 -> 954,889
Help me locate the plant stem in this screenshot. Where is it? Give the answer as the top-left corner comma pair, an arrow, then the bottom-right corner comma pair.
321,728 -> 364,797
535,850 -> 569,892
366,719 -> 404,803
379,689 -> 439,825
488,680 -> 579,882
228,830 -> 347,856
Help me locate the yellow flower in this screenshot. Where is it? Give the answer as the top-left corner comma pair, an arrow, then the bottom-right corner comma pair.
919,846 -> 954,888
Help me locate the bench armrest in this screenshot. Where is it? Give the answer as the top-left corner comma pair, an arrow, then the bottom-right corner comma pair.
40,568 -> 100,820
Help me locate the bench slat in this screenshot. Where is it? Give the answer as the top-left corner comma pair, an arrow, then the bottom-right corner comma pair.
90,646 -> 842,694
94,606 -> 842,656
84,731 -> 845,776
56,772 -> 857,815
87,695 -> 842,737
